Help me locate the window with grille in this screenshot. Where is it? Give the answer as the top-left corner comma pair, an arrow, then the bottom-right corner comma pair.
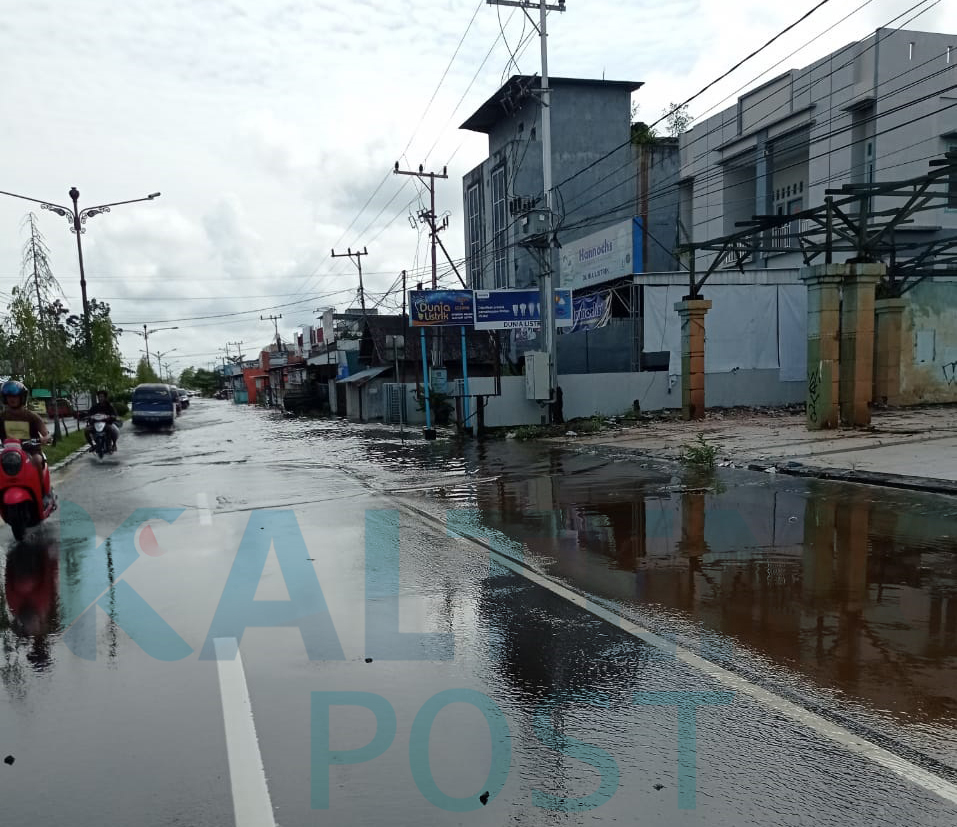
466,182 -> 484,287
491,165 -> 508,288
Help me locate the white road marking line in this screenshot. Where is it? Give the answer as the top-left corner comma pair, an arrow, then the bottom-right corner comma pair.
197,492 -> 213,525
214,637 -> 278,827
442,519 -> 957,807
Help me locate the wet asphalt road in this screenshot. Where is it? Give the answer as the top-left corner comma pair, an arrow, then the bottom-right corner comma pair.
1,400 -> 956,826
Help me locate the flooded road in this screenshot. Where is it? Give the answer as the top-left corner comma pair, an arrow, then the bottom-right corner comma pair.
1,400 -> 956,826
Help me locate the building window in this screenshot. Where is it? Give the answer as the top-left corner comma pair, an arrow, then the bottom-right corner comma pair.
491,165 -> 508,288
948,144 -> 957,210
466,182 -> 484,287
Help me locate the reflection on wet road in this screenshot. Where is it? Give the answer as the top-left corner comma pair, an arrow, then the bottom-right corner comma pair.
1,401 -> 955,826
360,429 -> 957,745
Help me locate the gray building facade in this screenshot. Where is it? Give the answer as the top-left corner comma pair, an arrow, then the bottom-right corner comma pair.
460,75 -> 642,291
679,27 -> 957,272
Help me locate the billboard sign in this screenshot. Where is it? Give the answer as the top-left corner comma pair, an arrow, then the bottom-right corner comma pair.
322,309 -> 335,344
474,289 -> 573,330
409,290 -> 475,327
559,217 -> 642,292
567,290 -> 613,333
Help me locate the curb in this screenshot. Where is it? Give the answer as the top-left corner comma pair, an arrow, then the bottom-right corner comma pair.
50,444 -> 91,473
567,441 -> 957,497
768,461 -> 957,496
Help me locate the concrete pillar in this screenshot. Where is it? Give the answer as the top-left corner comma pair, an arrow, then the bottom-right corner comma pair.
873,297 -> 906,406
674,298 -> 712,421
800,266 -> 843,430
839,263 -> 883,426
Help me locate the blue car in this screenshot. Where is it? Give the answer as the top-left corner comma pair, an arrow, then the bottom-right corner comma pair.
131,383 -> 177,428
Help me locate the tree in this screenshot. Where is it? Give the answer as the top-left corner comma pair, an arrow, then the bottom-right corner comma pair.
630,121 -> 658,146
3,215 -> 74,438
662,102 -> 692,138
189,368 -> 220,397
135,357 -> 161,384
178,367 -> 196,388
66,298 -> 126,393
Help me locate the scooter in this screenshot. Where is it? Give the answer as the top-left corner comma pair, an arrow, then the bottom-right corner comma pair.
0,438 -> 57,542
89,413 -> 120,459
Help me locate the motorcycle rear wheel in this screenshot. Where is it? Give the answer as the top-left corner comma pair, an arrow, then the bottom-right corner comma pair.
6,502 -> 32,542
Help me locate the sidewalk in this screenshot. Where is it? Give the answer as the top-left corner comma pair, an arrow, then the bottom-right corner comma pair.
561,404 -> 957,495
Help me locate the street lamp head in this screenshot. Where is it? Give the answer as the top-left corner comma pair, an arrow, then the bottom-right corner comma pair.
148,192 -> 161,199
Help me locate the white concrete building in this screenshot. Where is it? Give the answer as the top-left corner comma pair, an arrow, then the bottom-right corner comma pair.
678,27 -> 957,271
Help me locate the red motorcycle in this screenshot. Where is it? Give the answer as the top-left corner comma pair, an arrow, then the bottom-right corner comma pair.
0,438 -> 57,542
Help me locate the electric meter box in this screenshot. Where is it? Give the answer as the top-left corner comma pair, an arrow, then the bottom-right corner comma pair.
525,351 -> 551,400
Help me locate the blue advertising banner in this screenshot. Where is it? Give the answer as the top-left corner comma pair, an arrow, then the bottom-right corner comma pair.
474,289 -> 573,330
409,290 -> 475,327
567,290 -> 612,333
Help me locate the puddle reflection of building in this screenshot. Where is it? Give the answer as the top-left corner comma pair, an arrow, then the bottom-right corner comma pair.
472,443 -> 957,722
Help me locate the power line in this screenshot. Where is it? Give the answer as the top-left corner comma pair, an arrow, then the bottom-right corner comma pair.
561,2 -> 947,220
113,287 -> 357,325
557,32 -> 957,232
285,2 -> 504,302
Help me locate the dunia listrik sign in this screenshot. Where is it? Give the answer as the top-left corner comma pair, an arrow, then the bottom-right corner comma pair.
409,290 -> 476,327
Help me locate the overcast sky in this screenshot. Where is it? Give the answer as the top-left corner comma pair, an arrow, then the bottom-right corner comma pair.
1,0 -> 954,378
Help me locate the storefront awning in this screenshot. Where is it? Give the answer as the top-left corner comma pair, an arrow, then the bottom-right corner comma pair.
336,365 -> 391,385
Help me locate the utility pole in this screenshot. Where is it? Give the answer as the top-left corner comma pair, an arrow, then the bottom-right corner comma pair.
393,164 -> 449,289
395,164 -> 451,373
401,269 -> 407,385
487,0 -> 566,419
261,314 -> 283,350
331,247 -> 369,314
227,340 -> 245,363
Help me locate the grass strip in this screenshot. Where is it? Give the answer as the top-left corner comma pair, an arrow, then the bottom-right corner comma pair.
45,428 -> 89,465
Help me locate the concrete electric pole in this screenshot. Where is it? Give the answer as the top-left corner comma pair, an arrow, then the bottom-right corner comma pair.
487,0 -> 566,418
331,247 -> 370,314
227,340 -> 245,363
261,314 -> 283,350
393,164 -> 449,290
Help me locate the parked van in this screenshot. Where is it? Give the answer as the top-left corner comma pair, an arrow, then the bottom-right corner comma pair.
131,383 -> 177,428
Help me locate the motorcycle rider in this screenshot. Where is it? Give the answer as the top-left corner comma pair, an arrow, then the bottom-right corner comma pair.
85,389 -> 120,450
0,380 -> 52,478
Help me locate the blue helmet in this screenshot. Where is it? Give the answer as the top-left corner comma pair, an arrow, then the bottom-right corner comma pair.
1,380 -> 28,402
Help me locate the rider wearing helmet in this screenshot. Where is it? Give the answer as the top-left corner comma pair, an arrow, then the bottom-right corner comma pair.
0,380 -> 51,474
85,389 -> 119,449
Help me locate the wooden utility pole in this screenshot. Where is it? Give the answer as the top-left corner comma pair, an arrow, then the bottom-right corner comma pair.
331,247 -> 370,314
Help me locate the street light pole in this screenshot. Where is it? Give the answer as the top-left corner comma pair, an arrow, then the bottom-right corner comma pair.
0,186 -> 161,351
153,348 -> 177,379
122,326 -> 178,376
68,188 -> 91,347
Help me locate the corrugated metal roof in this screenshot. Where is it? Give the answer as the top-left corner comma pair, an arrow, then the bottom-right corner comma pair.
336,365 -> 392,385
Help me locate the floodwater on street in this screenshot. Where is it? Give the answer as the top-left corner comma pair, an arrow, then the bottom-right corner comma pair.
274,408 -> 957,764
1,399 -> 956,826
